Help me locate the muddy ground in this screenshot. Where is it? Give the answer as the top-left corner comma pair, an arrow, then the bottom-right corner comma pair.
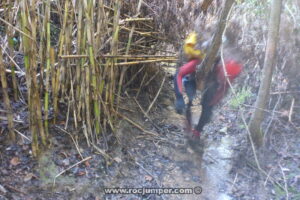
1,65 -> 300,200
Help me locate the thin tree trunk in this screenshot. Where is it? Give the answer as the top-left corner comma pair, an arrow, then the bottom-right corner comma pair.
201,0 -> 214,13
196,0 -> 235,78
248,0 -> 282,147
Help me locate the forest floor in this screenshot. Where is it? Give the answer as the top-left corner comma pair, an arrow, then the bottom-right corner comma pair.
1,64 -> 300,200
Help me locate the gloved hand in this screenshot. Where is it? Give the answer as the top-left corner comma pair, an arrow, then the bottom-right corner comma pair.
174,60 -> 198,115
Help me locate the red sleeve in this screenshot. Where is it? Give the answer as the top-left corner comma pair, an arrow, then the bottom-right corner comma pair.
177,59 -> 201,93
209,60 -> 242,106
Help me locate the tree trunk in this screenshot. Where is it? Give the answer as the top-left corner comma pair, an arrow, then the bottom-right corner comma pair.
248,0 -> 282,147
201,0 -> 214,13
196,0 -> 235,79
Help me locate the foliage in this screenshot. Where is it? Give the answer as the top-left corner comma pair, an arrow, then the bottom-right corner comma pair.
230,86 -> 252,108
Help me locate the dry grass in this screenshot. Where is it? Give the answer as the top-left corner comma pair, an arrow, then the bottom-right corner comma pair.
0,0 -> 205,156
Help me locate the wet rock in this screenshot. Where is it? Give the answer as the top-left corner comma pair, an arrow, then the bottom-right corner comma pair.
0,184 -> 7,194
70,166 -> 79,175
192,176 -> 201,182
167,106 -> 173,110
5,144 -> 18,152
23,173 -> 35,182
0,195 -> 9,200
11,194 -> 22,200
61,158 -> 70,167
1,169 -> 9,176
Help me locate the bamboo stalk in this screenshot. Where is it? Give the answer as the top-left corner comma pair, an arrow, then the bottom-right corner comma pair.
123,17 -> 153,22
38,1 -> 46,86
79,1 -> 93,141
29,0 -> 47,148
124,66 -> 145,88
52,58 -> 60,123
101,59 -> 177,66
102,5 -> 154,29
0,0 -> 179,154
0,48 -> 15,141
108,22 -> 164,39
54,0 -> 70,121
95,0 -> 108,52
116,0 -> 142,112
78,20 -> 88,128
57,0 -> 72,104
60,54 -> 177,59
75,0 -> 84,125
109,0 -> 121,118
0,17 -> 34,40
65,9 -> 76,131
44,0 -> 51,137
85,0 -> 101,135
5,0 -> 18,101
20,1 -> 37,155
20,0 -> 47,156
146,75 -> 166,114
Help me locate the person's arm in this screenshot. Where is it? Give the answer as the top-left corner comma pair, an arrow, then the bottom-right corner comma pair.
176,59 -> 201,94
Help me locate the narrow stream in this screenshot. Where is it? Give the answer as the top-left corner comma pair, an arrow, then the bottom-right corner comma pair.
200,135 -> 234,200
163,107 -> 236,200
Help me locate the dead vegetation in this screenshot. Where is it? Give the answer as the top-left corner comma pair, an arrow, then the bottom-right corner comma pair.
0,0 -> 197,156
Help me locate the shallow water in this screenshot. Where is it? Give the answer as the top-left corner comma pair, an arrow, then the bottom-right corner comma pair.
159,107 -> 236,200
200,135 -> 234,200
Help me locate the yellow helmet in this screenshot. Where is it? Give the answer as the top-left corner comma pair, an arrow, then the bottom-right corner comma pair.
183,31 -> 204,59
185,32 -> 197,46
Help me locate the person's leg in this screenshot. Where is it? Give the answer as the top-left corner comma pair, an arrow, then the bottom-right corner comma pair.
194,78 -> 219,134
183,73 -> 197,130
183,73 -> 197,101
174,72 -> 185,114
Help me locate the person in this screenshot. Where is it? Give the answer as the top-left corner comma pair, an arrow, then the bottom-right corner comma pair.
174,32 -> 205,114
174,32 -> 242,137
